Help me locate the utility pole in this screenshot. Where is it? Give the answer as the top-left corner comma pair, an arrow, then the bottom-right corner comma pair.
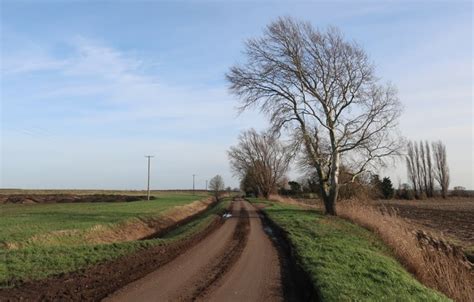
192,174 -> 196,195
205,180 -> 208,191
145,155 -> 154,201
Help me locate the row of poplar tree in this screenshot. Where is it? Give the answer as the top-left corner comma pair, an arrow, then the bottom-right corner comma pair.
406,140 -> 450,198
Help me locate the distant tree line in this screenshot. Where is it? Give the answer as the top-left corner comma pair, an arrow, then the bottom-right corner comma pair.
279,171 -> 395,201
228,135 -> 453,202
406,140 -> 450,198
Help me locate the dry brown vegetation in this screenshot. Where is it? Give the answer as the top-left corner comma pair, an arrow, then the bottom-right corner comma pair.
373,198 -> 474,250
85,197 -> 215,245
337,200 -> 473,302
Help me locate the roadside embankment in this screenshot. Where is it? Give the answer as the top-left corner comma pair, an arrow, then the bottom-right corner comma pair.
250,199 -> 450,301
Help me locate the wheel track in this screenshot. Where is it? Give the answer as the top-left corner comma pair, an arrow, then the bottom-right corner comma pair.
2,199 -> 288,302
105,199 -> 284,302
178,207 -> 250,301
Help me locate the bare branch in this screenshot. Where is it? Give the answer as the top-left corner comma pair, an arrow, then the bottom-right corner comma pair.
227,17 -> 403,215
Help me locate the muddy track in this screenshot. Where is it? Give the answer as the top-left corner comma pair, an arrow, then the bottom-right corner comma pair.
104,199 -> 288,302
181,207 -> 250,300
1,199 -> 312,301
258,209 -> 320,302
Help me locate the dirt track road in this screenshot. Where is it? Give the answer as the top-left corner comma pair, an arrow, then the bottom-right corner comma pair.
104,199 -> 283,302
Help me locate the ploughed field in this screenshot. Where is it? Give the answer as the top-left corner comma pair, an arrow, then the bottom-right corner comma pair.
374,198 -> 474,257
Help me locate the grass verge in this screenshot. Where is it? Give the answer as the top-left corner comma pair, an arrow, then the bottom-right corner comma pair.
0,197 -> 230,287
251,199 -> 449,301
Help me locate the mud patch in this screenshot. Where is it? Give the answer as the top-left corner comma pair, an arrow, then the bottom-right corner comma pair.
0,194 -> 155,204
186,207 -> 250,300
258,209 -> 320,302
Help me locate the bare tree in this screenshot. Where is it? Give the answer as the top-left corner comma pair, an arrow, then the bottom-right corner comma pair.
406,140 -> 438,198
228,129 -> 291,199
240,168 -> 260,197
227,17 -> 402,215
419,141 -> 429,197
414,143 -> 424,197
406,141 -> 419,196
432,141 -> 450,198
209,175 -> 225,201
425,141 -> 434,197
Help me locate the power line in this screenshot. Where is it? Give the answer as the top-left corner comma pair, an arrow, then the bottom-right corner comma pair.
145,155 -> 154,201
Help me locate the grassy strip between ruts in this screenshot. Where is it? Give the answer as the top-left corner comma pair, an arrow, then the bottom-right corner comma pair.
250,199 -> 450,302
0,198 -> 230,288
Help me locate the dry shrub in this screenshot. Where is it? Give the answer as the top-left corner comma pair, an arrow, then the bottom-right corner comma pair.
337,200 -> 473,302
338,182 -> 373,200
269,194 -> 320,210
269,194 -> 297,204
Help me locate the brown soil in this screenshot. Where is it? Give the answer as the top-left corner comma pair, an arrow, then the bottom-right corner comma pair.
199,201 -> 283,302
104,199 -> 284,302
375,198 -> 474,247
0,194 -> 155,204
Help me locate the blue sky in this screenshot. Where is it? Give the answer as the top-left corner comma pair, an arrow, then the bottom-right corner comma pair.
1,0 -> 472,189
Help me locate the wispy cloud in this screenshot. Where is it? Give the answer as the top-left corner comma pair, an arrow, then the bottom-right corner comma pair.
2,36 -> 257,136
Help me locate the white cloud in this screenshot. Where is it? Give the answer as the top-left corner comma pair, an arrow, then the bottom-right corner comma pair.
1,36 -> 267,189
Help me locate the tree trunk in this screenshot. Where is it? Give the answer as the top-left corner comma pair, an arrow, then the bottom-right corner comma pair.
441,187 -> 447,199
263,191 -> 270,199
323,188 -> 337,215
319,154 -> 340,215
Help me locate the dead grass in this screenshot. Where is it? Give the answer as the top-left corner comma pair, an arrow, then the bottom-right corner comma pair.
337,200 -> 473,302
269,194 -> 319,209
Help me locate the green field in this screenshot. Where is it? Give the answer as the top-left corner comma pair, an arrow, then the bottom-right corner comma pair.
251,199 -> 449,302
0,192 -> 207,245
0,192 -> 223,287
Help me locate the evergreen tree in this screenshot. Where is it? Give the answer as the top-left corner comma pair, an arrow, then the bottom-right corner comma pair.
381,177 -> 394,199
